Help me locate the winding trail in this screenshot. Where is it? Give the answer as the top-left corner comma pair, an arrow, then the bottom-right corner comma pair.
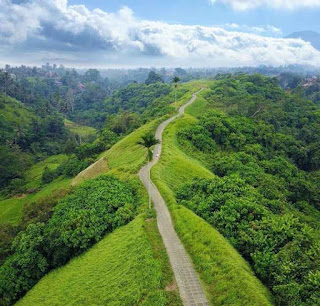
139,89 -> 209,306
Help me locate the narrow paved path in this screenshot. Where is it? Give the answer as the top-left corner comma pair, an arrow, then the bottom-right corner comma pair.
139,89 -> 209,306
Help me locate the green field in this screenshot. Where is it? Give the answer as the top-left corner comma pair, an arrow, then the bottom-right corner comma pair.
0,154 -> 70,225
151,92 -> 274,305
24,154 -> 68,190
18,215 -> 181,306
101,118 -> 160,175
64,119 -> 96,142
0,176 -> 71,225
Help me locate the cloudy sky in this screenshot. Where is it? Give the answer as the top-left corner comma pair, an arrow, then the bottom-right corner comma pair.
1,0 -> 320,68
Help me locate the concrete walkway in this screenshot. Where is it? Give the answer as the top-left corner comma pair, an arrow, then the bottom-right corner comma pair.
139,89 -> 209,306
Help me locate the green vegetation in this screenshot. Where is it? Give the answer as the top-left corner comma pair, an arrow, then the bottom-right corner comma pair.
71,157 -> 109,186
64,119 -> 96,142
17,215 -> 181,306
102,119 -> 160,175
0,82 -> 202,305
24,154 -> 68,190
0,176 -> 137,304
173,206 -> 273,306
2,73 -> 318,306
0,94 -> 71,194
175,75 -> 320,305
0,177 -> 71,225
151,115 -> 272,305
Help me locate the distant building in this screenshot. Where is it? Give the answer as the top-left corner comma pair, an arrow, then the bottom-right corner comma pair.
302,77 -> 317,87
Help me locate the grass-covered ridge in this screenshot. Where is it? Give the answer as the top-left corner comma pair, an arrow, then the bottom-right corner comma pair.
173,207 -> 273,306
18,215 -> 181,306
0,175 -> 139,304
151,91 -> 273,305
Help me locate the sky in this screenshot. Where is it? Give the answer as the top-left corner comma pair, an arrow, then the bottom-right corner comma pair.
1,0 -> 320,68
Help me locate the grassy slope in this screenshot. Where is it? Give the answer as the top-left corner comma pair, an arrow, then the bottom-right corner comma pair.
64,119 -> 96,141
101,119 -> 160,176
0,94 -> 35,127
0,155 -> 70,225
151,91 -> 274,305
18,215 -> 181,306
15,84 -> 205,306
24,154 -> 68,190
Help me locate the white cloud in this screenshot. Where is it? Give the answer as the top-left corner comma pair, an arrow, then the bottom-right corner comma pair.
223,24 -> 282,36
0,0 -> 320,67
209,0 -> 320,11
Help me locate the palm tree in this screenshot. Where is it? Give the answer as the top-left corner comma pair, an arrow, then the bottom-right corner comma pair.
173,76 -> 180,108
138,134 -> 159,209
139,134 -> 159,161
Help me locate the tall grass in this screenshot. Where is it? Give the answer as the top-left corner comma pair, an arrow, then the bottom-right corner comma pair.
0,177 -> 71,225
64,119 -> 96,141
17,215 -> 181,306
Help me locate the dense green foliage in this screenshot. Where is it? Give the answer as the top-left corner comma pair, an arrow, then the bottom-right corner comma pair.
0,94 -> 70,191
17,216 -> 181,306
176,75 -> 320,305
145,71 -> 164,85
0,176 -> 137,305
102,82 -> 173,131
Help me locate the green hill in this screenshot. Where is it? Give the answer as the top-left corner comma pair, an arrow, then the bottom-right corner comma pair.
7,78 -> 319,305
17,215 -> 181,306
0,155 -> 69,225
0,94 -> 35,133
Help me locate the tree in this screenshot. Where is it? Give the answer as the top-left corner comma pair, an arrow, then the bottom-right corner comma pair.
173,76 -> 180,107
65,88 -> 75,112
0,72 -> 13,101
41,166 -> 54,184
175,68 -> 187,76
83,69 -> 101,83
145,71 -> 163,85
138,134 -> 159,209
138,133 -> 159,161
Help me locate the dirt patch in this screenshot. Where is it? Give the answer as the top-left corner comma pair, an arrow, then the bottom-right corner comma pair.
165,282 -> 177,292
72,157 -> 109,186
14,193 -> 26,199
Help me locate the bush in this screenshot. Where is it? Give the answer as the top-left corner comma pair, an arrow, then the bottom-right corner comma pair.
177,176 -> 320,305
41,166 -> 54,184
57,155 -> 91,177
0,175 -> 137,305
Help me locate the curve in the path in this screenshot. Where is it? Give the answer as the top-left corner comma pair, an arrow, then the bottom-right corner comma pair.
139,89 -> 209,306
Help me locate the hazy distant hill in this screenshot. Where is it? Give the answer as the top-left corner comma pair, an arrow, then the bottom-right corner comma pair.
286,30 -> 320,50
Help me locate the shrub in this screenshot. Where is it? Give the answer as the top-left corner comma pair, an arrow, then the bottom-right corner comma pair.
41,166 -> 54,184
0,175 -> 137,305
